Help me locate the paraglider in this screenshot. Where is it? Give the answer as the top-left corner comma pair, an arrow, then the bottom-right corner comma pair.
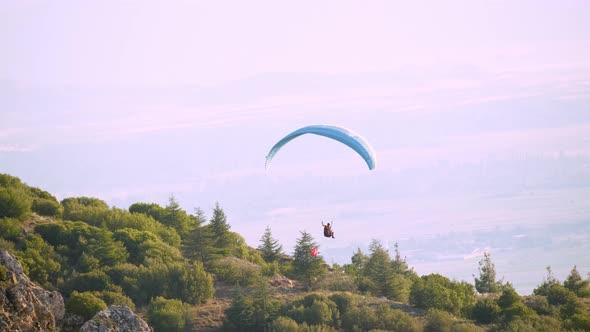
322,221 -> 335,239
265,125 -> 377,170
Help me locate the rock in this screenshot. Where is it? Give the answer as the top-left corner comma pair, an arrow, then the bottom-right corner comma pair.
0,248 -> 65,332
59,313 -> 86,332
80,305 -> 153,332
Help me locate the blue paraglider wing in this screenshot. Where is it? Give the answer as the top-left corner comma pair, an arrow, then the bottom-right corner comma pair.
265,125 -> 377,170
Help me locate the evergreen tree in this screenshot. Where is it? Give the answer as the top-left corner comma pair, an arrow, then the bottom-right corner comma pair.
533,266 -> 560,296
164,195 -> 191,236
182,207 -> 212,264
351,247 -> 368,271
474,252 -> 502,294
208,202 -> 232,257
564,265 -> 590,297
257,226 -> 283,263
391,242 -> 409,273
292,231 -> 324,290
364,239 -> 393,296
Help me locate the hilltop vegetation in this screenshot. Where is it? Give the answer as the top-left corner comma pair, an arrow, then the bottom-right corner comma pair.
1,173 -> 589,331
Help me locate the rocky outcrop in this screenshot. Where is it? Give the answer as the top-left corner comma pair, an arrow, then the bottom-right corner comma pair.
269,274 -> 294,291
0,248 -> 65,331
80,305 -> 152,332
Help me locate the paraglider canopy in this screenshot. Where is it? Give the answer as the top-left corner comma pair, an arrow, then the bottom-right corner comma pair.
265,125 -> 377,170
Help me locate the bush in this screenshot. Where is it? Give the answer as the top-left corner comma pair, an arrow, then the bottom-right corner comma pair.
563,313 -> 590,331
526,295 -> 553,316
283,294 -> 339,328
546,283 -> 575,306
32,198 -> 63,217
0,187 -> 32,220
0,238 -> 15,253
497,286 -> 521,309
148,297 -> 188,332
410,274 -> 477,315
424,309 -> 454,332
502,315 -> 562,332
341,307 -> 378,331
17,234 -> 62,287
224,288 -> 281,332
341,305 -> 422,332
63,270 -> 111,295
471,297 -> 501,324
65,291 -> 107,320
452,322 -> 485,332
502,303 -> 536,322
91,291 -> 135,311
213,257 -> 261,286
0,217 -> 22,241
328,292 -> 357,316
271,316 -> 299,332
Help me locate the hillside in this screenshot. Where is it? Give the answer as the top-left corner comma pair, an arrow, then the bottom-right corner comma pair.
1,172 -> 590,331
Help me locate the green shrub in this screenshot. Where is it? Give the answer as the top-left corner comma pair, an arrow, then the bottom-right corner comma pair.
91,291 -> 135,311
424,309 -> 454,332
328,292 -> 357,316
283,294 -> 339,328
410,274 -> 477,315
32,198 -> 63,217
526,295 -> 553,316
497,286 -> 521,309
17,234 -> 62,287
0,238 -> 15,253
546,283 -> 575,306
0,187 -> 32,220
64,270 -> 111,295
502,303 -> 536,322
452,322 -> 485,332
213,257 -> 261,286
271,316 -> 299,332
0,218 -> 22,241
502,315 -> 562,332
298,323 -> 336,332
471,297 -> 501,324
65,291 -> 107,320
148,297 -> 188,332
563,313 -> 590,331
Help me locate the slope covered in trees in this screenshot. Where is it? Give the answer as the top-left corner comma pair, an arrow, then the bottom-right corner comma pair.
1,173 -> 589,331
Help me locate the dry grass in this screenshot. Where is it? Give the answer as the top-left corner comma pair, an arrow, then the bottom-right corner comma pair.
187,298 -> 232,332
21,213 -> 55,234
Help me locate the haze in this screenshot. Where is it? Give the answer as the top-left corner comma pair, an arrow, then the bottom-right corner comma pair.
2,1 -> 590,294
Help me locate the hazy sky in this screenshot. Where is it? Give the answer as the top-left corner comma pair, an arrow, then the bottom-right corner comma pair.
2,1 -> 590,293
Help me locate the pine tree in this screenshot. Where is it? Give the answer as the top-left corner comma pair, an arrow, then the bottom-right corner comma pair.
182,207 -> 212,265
365,239 -> 393,296
351,247 -> 368,270
474,252 -> 502,294
292,231 -> 324,290
208,202 -> 232,257
164,195 -> 190,236
564,265 -> 590,297
257,226 -> 283,263
391,242 -> 409,273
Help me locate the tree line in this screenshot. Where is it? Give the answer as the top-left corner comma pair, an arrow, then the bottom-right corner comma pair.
1,173 -> 589,331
